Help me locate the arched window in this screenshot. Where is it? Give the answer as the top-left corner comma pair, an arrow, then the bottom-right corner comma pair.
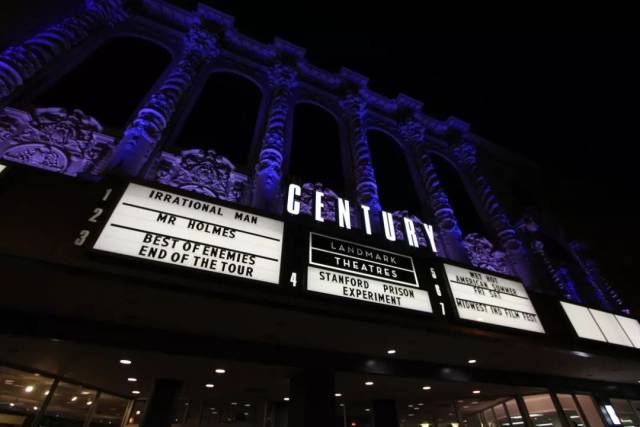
289,103 -> 344,194
0,36 -> 171,177
367,130 -> 421,214
172,72 -> 262,170
29,36 -> 172,131
430,153 -> 489,237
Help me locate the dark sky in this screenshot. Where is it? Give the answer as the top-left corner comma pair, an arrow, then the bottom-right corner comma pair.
2,2 -> 638,309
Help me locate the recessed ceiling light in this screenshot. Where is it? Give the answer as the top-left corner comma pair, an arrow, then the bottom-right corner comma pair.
119,359 -> 132,365
231,402 -> 238,406
365,381 -> 374,386
136,410 -> 141,415
409,413 -> 415,417
44,391 -> 49,396
70,396 -> 78,402
132,390 -> 141,395
335,393 -> 342,397
472,390 -> 481,394
33,406 -> 38,410
418,403 -> 424,406
215,369 -> 226,374
422,386 -> 431,390
25,385 -> 35,393
86,401 -> 93,406
205,384 -> 214,389
571,351 -> 591,358
283,397 -> 290,401
365,408 -> 371,412
9,403 -> 15,407
127,378 -> 137,382
244,403 -> 251,407
468,359 -> 477,364
387,349 -> 397,355
80,391 -> 91,395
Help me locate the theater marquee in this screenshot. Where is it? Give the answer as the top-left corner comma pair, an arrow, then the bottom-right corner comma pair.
443,263 -> 545,333
306,232 -> 433,313
93,183 -> 284,284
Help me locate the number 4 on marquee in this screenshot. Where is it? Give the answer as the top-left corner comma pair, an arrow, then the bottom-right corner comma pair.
289,272 -> 298,287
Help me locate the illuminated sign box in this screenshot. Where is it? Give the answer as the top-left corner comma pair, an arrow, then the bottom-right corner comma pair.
0,163 -> 6,175
560,301 -> 640,349
443,263 -> 545,333
306,232 -> 432,313
94,183 -> 284,284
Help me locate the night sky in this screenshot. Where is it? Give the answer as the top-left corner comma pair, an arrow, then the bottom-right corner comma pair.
1,2 -> 638,309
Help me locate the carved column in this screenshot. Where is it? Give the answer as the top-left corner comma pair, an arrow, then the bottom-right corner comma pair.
570,241 -> 628,313
0,0 -> 127,101
530,240 -> 583,302
110,26 -> 218,175
252,63 -> 297,210
340,94 -> 380,211
400,119 -> 468,262
450,141 -> 535,285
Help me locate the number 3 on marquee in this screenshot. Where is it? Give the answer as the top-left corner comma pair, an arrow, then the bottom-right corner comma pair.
74,230 -> 90,247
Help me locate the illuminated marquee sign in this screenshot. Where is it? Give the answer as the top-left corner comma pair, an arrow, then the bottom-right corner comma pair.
94,183 -> 284,284
285,183 -> 438,254
561,301 -> 640,349
443,263 -> 545,333
306,232 -> 433,313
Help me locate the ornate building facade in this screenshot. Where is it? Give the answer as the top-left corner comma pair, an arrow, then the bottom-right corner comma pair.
0,0 -> 624,314
0,3 -> 638,427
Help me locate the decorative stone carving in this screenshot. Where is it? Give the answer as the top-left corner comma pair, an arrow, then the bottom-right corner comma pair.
0,0 -> 127,100
253,63 -> 297,209
570,241 -> 628,314
298,182 -> 339,222
391,210 -> 429,247
450,140 -> 537,286
146,148 -> 247,202
462,232 -> 512,275
340,93 -> 380,210
401,118 -> 467,262
517,213 -> 583,302
451,142 -> 520,251
111,25 -> 219,175
0,106 -> 116,175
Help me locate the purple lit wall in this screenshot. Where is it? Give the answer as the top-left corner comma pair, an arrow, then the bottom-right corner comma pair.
0,0 -> 628,314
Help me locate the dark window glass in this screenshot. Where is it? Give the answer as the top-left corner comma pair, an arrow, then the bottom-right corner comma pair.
368,130 -> 421,214
290,103 -> 344,194
32,37 -> 172,130
174,72 -> 262,170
